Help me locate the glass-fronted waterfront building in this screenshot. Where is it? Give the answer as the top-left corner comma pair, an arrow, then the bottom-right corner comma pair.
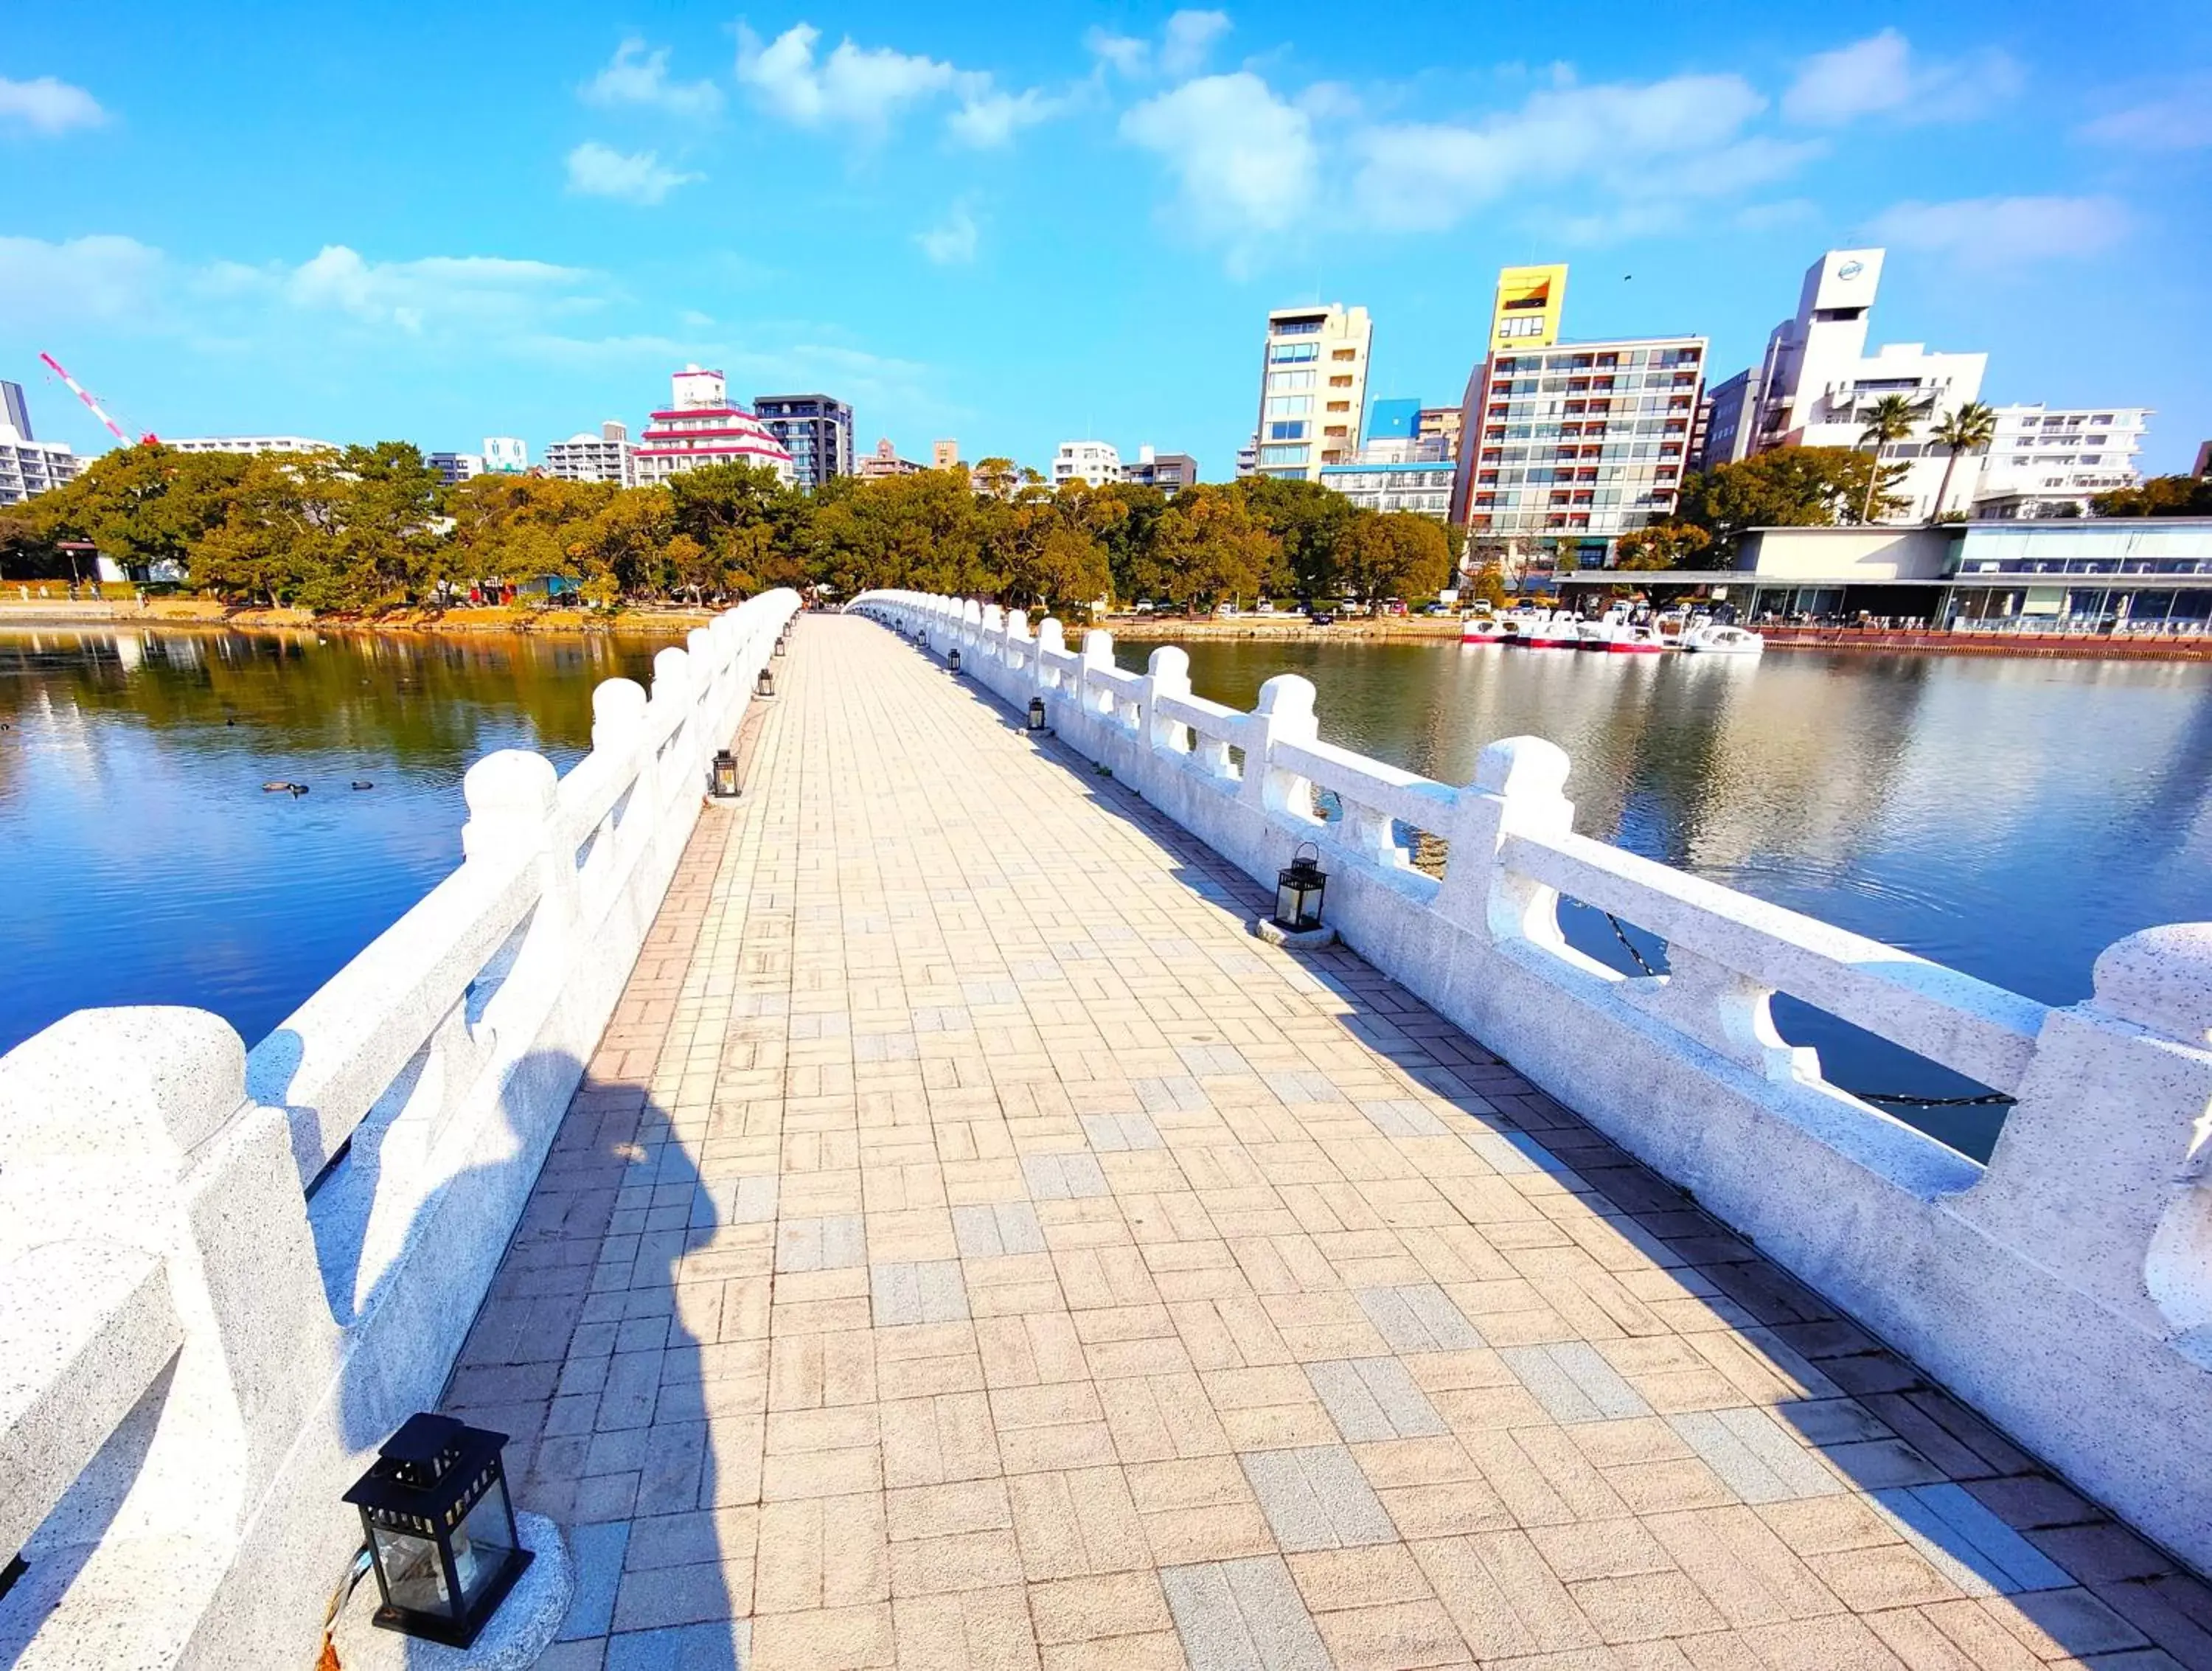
1561,519 -> 2212,633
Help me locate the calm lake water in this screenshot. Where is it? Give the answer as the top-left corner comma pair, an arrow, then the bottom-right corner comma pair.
0,627 -> 678,1061
1119,636 -> 2212,1158
5,625 -> 2208,1161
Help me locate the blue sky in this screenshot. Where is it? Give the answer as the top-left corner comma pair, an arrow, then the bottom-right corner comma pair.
6,2 -> 2209,476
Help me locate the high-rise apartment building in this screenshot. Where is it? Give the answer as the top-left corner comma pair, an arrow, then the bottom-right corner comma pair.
2,381 -> 33,442
1972,406 -> 2151,518
932,440 -> 960,472
1124,446 -> 1197,496
752,395 -> 855,490
429,452 -> 484,486
544,422 -> 636,486
162,436 -> 337,456
1733,249 -> 1987,521
0,383 -> 78,507
1253,304 -> 1371,480
635,366 -> 794,487
1052,442 -> 1123,487
1451,264 -> 1706,560
1415,407 -> 1462,462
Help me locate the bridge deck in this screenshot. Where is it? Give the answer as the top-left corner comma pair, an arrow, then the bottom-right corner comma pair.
447,614 -> 2209,1671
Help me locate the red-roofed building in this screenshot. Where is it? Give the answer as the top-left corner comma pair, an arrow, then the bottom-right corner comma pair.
635,365 -> 795,487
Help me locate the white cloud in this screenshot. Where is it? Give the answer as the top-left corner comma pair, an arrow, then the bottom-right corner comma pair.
1084,27 -> 1150,77
581,38 -> 723,119
2078,77 -> 2212,150
1864,194 -> 2130,265
565,141 -> 701,205
917,203 -> 978,265
947,86 -> 1060,148
1086,10 -> 1232,80
0,235 -> 603,344
1121,72 -> 1317,237
1781,29 -> 2021,127
281,247 -> 597,333
0,74 -> 107,136
1159,12 -> 1233,79
0,234 -> 163,322
1350,74 -> 1803,233
736,23 -> 958,133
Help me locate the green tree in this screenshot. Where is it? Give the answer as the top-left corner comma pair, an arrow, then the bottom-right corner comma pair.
1613,522 -> 1714,571
2092,475 -> 2212,518
1091,482 -> 1166,601
1469,562 -> 1509,608
28,444 -> 252,578
1930,401 -> 1997,521
1138,484 -> 1276,611
188,454 -> 345,608
1856,394 -> 1920,524
1234,475 -> 1354,600
1678,447 -> 1899,552
1330,511 -> 1451,608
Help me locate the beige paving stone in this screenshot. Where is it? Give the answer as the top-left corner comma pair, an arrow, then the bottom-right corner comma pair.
444,617 -> 2146,1671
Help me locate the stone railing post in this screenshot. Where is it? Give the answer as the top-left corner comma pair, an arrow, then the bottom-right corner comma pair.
1037,619 -> 1067,691
1241,674 -> 1320,816
650,646 -> 699,801
1954,923 -> 2212,1344
1081,628 -> 1116,718
1147,646 -> 1192,754
1436,737 -> 1575,949
463,750 -> 575,970
0,1007 -> 330,1549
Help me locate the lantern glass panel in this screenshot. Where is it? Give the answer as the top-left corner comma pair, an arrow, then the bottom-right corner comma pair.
371,1523 -> 453,1618
454,1476 -> 520,1609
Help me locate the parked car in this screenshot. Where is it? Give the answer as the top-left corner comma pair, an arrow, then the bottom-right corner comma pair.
1214,602 -> 1241,617
1133,600 -> 1155,614
1307,610 -> 1337,626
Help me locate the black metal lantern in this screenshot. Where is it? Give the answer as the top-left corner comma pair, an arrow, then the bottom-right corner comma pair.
756,667 -> 775,698
773,634 -> 787,658
344,1414 -> 532,1649
1274,842 -> 1328,931
948,648 -> 962,673
1027,696 -> 1046,732
710,748 -> 740,799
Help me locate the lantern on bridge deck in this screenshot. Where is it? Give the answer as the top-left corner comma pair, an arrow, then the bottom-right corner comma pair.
1028,696 -> 1046,732
711,748 -> 740,799
1273,842 -> 1328,932
948,648 -> 963,673
773,633 -> 787,658
756,667 -> 776,698
344,1414 -> 532,1649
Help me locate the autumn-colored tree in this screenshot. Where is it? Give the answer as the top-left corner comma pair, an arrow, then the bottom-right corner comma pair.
1331,512 -> 1451,608
1137,485 -> 1277,611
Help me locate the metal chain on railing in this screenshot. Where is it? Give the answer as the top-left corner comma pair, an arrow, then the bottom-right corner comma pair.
1600,913 -> 2017,1109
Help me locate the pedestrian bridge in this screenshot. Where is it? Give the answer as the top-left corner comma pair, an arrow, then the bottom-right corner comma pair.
4,594 -> 2210,1670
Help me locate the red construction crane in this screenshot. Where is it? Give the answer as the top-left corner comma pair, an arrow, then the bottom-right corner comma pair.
37,351 -> 158,446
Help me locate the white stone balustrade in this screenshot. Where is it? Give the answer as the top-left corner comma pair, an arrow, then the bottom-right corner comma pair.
0,590 -> 799,1670
849,588 -> 2212,1574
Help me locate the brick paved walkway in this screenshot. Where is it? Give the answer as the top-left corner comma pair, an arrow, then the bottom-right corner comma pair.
446,614 -> 2212,1671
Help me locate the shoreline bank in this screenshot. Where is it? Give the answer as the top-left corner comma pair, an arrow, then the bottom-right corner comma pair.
0,600 -> 715,637
1107,616 -> 2212,660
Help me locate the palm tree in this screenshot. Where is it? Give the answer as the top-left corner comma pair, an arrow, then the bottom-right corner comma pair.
1856,393 -> 1919,524
1931,400 -> 1997,521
